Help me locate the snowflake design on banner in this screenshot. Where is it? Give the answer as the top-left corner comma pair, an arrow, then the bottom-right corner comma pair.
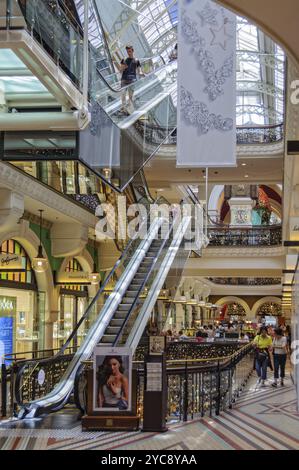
197,2 -> 219,27
181,10 -> 234,101
89,101 -> 111,136
180,87 -> 233,135
210,18 -> 234,51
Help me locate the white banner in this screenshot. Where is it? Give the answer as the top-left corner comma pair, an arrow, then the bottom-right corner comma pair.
177,0 -> 236,167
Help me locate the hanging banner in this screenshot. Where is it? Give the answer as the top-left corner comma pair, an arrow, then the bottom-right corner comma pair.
177,0 -> 236,167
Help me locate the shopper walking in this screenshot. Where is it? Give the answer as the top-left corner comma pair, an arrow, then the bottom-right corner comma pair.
272,328 -> 288,387
253,326 -> 273,386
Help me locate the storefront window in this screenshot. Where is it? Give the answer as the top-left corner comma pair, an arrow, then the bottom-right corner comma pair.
0,240 -> 44,361
54,258 -> 89,350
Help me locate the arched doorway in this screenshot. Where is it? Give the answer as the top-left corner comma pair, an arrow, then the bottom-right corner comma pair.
54,252 -> 96,350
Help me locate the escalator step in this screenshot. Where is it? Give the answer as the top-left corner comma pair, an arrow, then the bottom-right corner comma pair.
101,335 -> 116,343
110,319 -> 124,327
114,312 -> 128,319
137,267 -> 148,273
122,297 -> 136,304
105,326 -> 120,335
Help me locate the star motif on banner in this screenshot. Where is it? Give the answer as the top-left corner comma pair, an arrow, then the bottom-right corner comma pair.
197,2 -> 219,28
210,18 -> 233,51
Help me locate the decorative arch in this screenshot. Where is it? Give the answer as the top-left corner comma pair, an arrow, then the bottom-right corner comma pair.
251,296 -> 282,317
215,296 -> 251,316
58,248 -> 97,298
208,185 -> 225,214
0,220 -> 55,315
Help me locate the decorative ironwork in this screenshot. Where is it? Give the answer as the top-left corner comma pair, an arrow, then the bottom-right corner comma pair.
257,302 -> 282,317
227,303 -> 246,317
208,226 -> 282,247
13,353 -> 75,407
134,341 -> 241,362
70,194 -> 100,212
141,123 -> 284,146
208,277 -> 281,286
136,343 -> 254,421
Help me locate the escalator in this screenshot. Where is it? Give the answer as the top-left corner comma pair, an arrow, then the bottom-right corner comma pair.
2,0 -> 177,191
15,203 -> 193,418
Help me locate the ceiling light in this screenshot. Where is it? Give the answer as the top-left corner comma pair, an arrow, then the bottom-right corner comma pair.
241,163 -> 247,167
32,210 -> 48,273
89,235 -> 100,285
244,174 -> 249,178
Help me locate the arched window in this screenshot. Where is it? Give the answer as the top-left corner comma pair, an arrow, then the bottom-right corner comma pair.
62,258 -> 88,294
0,240 -> 37,289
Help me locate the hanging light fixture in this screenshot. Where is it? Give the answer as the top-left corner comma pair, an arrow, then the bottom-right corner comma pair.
89,235 -> 100,285
32,210 -> 48,273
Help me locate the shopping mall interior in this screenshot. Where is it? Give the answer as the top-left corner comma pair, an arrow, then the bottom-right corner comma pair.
0,0 -> 298,452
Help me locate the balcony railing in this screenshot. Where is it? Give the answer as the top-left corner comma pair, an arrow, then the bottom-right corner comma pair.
207,225 -> 282,247
208,277 -> 282,286
141,123 -> 284,146
236,124 -> 283,145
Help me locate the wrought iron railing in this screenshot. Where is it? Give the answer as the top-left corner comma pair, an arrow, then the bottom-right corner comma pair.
135,343 -> 254,421
141,123 -> 284,146
134,340 -> 241,362
207,225 -> 282,247
208,277 -> 282,286
1,346 -> 76,417
2,341 -> 251,418
236,124 -> 283,145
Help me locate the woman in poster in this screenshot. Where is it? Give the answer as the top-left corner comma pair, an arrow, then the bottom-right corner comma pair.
97,355 -> 129,410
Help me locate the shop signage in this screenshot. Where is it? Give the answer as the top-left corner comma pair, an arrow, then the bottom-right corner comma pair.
0,317 -> 13,365
0,297 -> 15,311
0,254 -> 23,270
56,271 -> 91,284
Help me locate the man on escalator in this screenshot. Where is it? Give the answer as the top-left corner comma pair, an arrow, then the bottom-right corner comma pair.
118,45 -> 144,112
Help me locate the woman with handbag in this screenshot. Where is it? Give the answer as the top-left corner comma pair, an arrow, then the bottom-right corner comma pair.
253,326 -> 273,386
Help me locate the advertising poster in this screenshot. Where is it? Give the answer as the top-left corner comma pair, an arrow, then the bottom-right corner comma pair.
0,317 -> 13,365
149,336 -> 166,355
93,346 -> 132,412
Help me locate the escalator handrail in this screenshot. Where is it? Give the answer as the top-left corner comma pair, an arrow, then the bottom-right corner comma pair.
93,59 -> 177,95
126,216 -> 192,352
113,213 -> 177,346
14,196 -> 164,371
16,0 -> 170,94
16,216 -> 168,412
55,196 -> 168,355
185,185 -> 230,228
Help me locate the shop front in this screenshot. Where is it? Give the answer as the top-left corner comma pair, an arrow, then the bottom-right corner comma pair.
0,239 -> 45,362
54,258 -> 91,349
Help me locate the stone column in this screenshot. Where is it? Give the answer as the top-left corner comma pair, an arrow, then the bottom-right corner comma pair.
228,197 -> 255,227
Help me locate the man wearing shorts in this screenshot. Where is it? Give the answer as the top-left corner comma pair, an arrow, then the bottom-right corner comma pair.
119,46 -> 141,110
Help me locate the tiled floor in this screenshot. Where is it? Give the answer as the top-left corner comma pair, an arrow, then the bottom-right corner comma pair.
0,373 -> 298,450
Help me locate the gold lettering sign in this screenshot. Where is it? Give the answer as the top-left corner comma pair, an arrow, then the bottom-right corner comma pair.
106,419 -> 113,427
0,254 -> 23,270
56,271 -> 90,284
